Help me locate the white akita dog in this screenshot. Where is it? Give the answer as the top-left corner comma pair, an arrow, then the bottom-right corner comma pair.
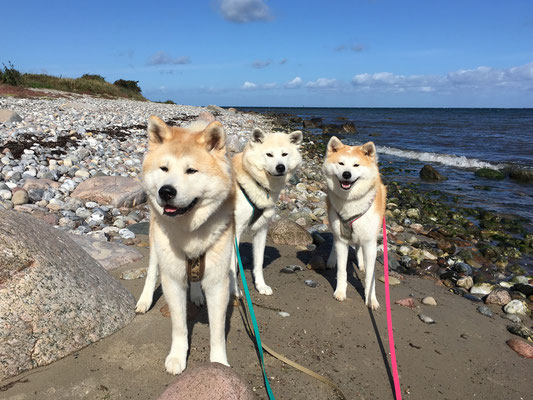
140,116 -> 235,374
230,128 -> 303,296
323,136 -> 386,309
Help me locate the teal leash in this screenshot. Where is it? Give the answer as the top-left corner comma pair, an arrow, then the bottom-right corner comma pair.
235,238 -> 276,400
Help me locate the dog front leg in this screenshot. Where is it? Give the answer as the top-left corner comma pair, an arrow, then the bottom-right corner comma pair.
203,276 -> 230,366
333,238 -> 349,301
252,226 -> 272,295
160,273 -> 188,375
362,241 -> 379,310
135,240 -> 159,313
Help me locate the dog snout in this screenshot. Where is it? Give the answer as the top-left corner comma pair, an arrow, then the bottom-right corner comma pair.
276,164 -> 286,174
159,185 -> 177,201
342,171 -> 351,180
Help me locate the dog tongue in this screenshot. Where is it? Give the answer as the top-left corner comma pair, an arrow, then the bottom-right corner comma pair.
164,205 -> 178,213
342,182 -> 351,189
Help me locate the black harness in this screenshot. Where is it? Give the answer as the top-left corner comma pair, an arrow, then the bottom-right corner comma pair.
239,183 -> 268,226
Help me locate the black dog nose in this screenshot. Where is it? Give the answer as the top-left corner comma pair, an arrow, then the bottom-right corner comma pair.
276,164 -> 286,174
342,171 -> 351,180
159,185 -> 177,201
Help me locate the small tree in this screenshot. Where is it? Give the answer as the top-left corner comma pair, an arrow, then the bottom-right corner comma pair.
80,74 -> 106,83
0,62 -> 22,86
113,79 -> 142,94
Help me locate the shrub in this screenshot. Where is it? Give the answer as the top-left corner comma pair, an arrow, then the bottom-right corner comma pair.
113,79 -> 142,94
1,62 -> 22,86
80,74 -> 106,83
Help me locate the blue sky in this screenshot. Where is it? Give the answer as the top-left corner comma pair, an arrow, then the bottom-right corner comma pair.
2,0 -> 533,107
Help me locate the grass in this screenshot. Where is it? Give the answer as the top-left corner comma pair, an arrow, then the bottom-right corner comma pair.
1,62 -> 147,101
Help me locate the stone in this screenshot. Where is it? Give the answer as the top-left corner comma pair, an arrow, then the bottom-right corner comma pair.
395,298 -> 416,308
197,111 -> 216,122
503,300 -> 529,316
69,234 -> 143,270
512,283 -> 533,297
60,101 -> 99,111
267,218 -> 313,247
280,265 -> 304,274
121,267 -> 148,280
0,109 -> 22,123
278,311 -> 290,318
306,254 -> 326,270
470,282 -> 494,295
406,208 -> 420,219
485,288 -> 512,306
502,314 -> 522,324
157,363 -> 254,400
506,324 -> 533,342
506,338 -> 533,359
206,105 -> 226,115
419,314 -> 435,324
508,167 -> 533,183
419,164 -> 447,181
0,210 -> 135,380
457,276 -> 474,290
304,279 -> 319,288
379,276 -> 401,285
474,168 -> 505,180
11,188 -> 29,205
71,176 -> 146,208
119,228 -> 136,239
422,296 -> 437,306
477,305 -> 493,318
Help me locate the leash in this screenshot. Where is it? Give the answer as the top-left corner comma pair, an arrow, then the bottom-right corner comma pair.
235,239 -> 347,400
382,216 -> 402,400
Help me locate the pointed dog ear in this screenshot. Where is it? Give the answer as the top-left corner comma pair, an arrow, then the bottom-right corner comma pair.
327,136 -> 343,153
362,141 -> 377,162
251,128 -> 265,144
289,130 -> 303,145
204,121 -> 226,152
147,116 -> 172,144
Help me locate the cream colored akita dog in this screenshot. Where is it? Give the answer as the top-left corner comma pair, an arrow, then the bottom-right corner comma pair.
139,116 -> 235,374
230,128 -> 303,296
323,136 -> 386,309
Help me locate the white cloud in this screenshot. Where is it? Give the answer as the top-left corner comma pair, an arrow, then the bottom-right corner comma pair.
252,59 -> 271,69
242,81 -> 258,89
285,76 -> 303,89
241,81 -> 277,90
306,78 -> 339,89
219,0 -> 271,23
148,51 -> 190,66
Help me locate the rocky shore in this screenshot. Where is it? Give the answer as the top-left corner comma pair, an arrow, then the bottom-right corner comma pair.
1,92 -> 532,389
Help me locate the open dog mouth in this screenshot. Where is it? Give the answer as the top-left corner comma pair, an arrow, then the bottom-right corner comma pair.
339,179 -> 357,190
163,198 -> 198,216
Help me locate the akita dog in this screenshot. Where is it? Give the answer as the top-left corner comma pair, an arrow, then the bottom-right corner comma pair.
230,128 -> 303,296
139,116 -> 235,374
323,136 -> 386,309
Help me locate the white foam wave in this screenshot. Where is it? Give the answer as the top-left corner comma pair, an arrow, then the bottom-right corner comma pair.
377,146 -> 503,170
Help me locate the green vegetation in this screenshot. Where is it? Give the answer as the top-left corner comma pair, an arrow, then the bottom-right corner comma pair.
1,62 -> 146,101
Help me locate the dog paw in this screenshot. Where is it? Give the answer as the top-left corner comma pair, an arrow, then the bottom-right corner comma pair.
190,291 -> 205,307
358,263 -> 365,272
365,297 -> 380,310
256,284 -> 273,296
326,259 -> 336,269
333,289 -> 347,301
210,353 -> 229,367
135,298 -> 152,314
165,354 -> 186,375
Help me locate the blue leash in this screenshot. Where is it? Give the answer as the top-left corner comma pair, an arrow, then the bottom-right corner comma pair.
234,238 -> 276,400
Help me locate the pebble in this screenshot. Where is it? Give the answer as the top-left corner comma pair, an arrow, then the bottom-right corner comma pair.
304,279 -> 319,288
395,298 -> 416,308
503,300 -> 529,316
476,305 -> 493,318
470,283 -> 495,295
506,338 -> 533,358
419,314 -> 435,324
422,296 -> 437,306
278,312 -> 290,318
501,314 -> 522,324
11,189 -> 29,205
506,324 -> 533,341
118,228 -> 136,239
280,265 -> 304,274
485,288 -> 512,306
379,276 -> 401,285
457,276 -> 474,290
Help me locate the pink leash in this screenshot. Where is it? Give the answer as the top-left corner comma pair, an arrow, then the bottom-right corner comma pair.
382,216 -> 402,400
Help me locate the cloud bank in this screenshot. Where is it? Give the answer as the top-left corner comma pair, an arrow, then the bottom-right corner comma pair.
219,0 -> 271,23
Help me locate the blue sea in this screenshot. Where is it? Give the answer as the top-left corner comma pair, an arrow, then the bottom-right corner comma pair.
241,107 -> 533,224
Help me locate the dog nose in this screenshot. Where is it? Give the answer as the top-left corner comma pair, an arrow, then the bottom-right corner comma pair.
159,185 -> 177,201
276,164 -> 286,174
342,171 -> 351,180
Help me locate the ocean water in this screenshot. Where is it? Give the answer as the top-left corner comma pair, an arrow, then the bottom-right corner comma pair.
242,107 -> 533,223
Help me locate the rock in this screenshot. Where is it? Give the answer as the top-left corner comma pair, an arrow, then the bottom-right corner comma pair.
506,338 -> 533,359
406,208 -> 420,219
457,276 -> 474,290
506,324 -> 533,342
342,122 -> 357,133
379,276 -> 401,285
419,165 -> 447,181
0,109 -> 23,123
71,176 -> 146,208
157,363 -> 254,400
508,167 -> 533,183
395,298 -> 416,308
197,111 -> 216,122
278,311 -> 290,318
0,189 -> 12,200
419,314 -> 435,324
306,254 -> 326,270
502,314 -> 522,324
477,305 -> 493,318
119,228 -> 136,239
121,267 -> 148,280
503,300 -> 529,316
69,234 -> 143,270
422,296 -> 437,306
280,265 -> 304,274
511,283 -> 533,297
304,279 -> 319,288
485,288 -> 512,306
206,105 -> 226,115
474,168 -> 505,180
0,210 -> 135,380
470,282 -> 494,295
267,218 -> 313,247
11,188 -> 29,205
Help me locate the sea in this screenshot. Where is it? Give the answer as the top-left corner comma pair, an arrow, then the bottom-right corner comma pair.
240,107 -> 533,226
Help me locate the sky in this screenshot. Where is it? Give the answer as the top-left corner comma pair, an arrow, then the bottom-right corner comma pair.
2,0 -> 533,107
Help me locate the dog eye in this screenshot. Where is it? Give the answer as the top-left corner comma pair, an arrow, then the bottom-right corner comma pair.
160,166 -> 168,172
282,153 -> 288,157
353,163 -> 359,167
338,162 -> 344,166
266,153 -> 274,157
186,168 -> 198,174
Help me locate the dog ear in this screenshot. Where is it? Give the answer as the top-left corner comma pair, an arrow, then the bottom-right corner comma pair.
327,136 -> 343,153
362,142 -> 377,162
204,121 -> 226,152
289,130 -> 303,145
251,128 -> 265,144
147,116 -> 172,144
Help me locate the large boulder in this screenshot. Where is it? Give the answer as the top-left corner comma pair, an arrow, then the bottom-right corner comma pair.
71,176 -> 146,207
0,210 -> 136,380
420,164 -> 447,181
0,109 -> 22,124
474,168 -> 505,180
268,218 -> 313,246
508,167 -> 533,183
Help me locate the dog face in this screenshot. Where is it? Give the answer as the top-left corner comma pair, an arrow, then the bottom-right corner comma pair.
142,116 -> 231,219
244,128 -> 303,177
323,136 -> 379,196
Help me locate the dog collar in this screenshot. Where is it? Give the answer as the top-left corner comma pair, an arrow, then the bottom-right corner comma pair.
186,254 -> 206,282
239,184 -> 265,226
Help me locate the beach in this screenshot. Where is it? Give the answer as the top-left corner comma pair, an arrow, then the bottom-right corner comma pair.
1,91 -> 532,399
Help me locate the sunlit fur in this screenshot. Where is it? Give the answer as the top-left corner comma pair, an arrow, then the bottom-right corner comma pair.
136,116 -> 235,375
230,128 -> 303,296
323,136 -> 386,309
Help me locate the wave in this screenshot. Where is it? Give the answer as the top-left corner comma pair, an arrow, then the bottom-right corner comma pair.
376,146 -> 503,170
